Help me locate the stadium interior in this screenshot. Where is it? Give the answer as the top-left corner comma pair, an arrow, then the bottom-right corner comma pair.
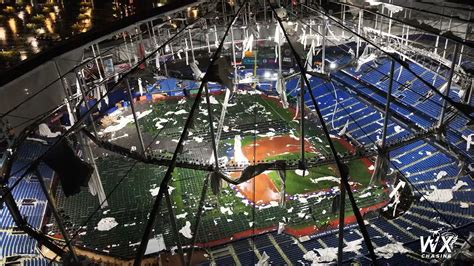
0,0 -> 473,265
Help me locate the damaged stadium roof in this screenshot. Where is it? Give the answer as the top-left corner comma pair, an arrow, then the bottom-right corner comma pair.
0,0 -> 473,265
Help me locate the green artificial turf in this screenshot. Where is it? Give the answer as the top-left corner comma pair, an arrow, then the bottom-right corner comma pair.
54,92 -> 388,257
347,159 -> 372,186
257,96 -> 294,122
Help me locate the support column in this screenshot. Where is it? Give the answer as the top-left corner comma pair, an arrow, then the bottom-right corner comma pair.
150,21 -> 158,47
222,0 -> 226,25
438,44 -> 459,127
214,25 -> 218,48
374,13 -> 378,30
123,32 -> 132,66
321,19 -> 327,73
247,2 -> 251,25
434,35 -> 440,55
387,9 -> 393,38
405,10 -> 411,46
204,84 -> 221,165
188,29 -> 195,62
206,32 -> 211,54
91,44 -> 103,80
163,58 -> 168,77
299,75 -> 305,168
442,17 -> 452,59
125,79 -> 146,154
157,28 -> 168,76
215,88 -> 232,146
356,10 -> 363,57
168,29 -> 175,59
230,26 -> 238,85
381,60 -> 395,148
401,9 -> 407,46
129,32 -> 138,65
458,11 -> 471,67
185,38 -> 189,65
341,5 -> 345,38
277,26 -> 286,108
76,72 -> 99,138
156,26 -> 162,47
95,44 -> 106,78
317,25 -> 321,46
371,60 -> 395,184
54,60 -> 74,114
145,21 -> 152,45
137,26 -> 146,67
278,29 -> 282,78
379,5 -> 384,37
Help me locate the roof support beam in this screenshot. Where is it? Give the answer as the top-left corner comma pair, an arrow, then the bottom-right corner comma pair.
332,1 -> 474,49
302,3 -> 474,125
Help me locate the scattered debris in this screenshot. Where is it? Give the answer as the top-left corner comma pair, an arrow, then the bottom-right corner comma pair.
97,217 -> 118,231
179,221 -> 193,239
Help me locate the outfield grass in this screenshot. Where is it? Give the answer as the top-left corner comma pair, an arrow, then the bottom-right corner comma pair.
347,159 -> 372,185
266,159 -> 374,196
137,92 -> 375,203
285,185 -> 387,231
240,134 -> 257,148
267,171 -> 282,189
88,94 -> 383,250
256,96 -> 294,122
256,155 -> 371,196
55,154 -> 387,256
332,138 -> 350,154
170,170 -> 185,211
64,91 -> 389,256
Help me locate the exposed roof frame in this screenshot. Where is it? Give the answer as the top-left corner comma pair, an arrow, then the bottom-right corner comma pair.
332,1 -> 474,49
303,3 -> 474,124
364,0 -> 473,22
